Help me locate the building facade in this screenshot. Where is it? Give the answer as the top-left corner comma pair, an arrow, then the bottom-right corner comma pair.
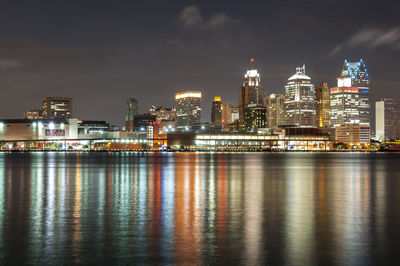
222,103 -> 239,131
244,104 -> 267,131
376,98 -> 400,140
284,65 -> 316,127
24,109 -> 42,119
42,97 -> 72,120
264,93 -> 285,129
175,91 -> 202,131
211,97 -> 223,126
239,59 -> 265,130
335,123 -> 370,144
149,106 -> 176,122
315,82 -> 330,128
331,59 -> 370,127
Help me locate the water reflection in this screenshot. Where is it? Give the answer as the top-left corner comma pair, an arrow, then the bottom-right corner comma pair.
0,152 -> 398,265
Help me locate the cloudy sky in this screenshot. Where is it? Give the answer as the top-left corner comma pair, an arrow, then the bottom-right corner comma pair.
0,0 -> 399,125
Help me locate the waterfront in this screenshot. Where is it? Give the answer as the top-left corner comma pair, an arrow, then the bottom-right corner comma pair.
0,152 -> 399,265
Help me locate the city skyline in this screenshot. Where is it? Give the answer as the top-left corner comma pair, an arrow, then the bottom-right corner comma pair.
0,0 -> 398,125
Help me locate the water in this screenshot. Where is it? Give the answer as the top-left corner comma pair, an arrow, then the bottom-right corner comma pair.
0,152 -> 399,265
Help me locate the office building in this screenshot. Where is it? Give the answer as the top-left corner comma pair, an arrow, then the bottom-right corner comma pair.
315,82 -> 330,128
125,98 -> 139,131
264,93 -> 285,129
284,65 -> 316,127
335,123 -> 370,144
175,91 -> 202,130
149,106 -> 176,122
222,103 -> 239,131
24,109 -> 42,120
376,98 -> 400,140
42,97 -> 72,120
211,97 -> 223,126
244,104 -> 267,131
331,59 -> 370,127
239,59 -> 265,130
133,114 -> 156,132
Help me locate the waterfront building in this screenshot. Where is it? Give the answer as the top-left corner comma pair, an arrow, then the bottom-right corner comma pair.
42,97 -> 72,120
244,104 -> 267,131
335,123 -> 370,144
149,105 -> 176,122
284,65 -> 316,127
315,82 -> 330,128
175,91 -> 202,131
133,114 -> 157,132
125,98 -> 139,132
376,98 -> 400,140
211,97 -> 223,126
24,109 -> 42,119
239,59 -> 265,130
264,93 -> 285,129
330,59 -> 370,127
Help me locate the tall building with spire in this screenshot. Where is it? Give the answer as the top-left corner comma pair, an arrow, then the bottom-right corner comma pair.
330,59 -> 370,127
238,59 -> 265,130
284,65 -> 316,128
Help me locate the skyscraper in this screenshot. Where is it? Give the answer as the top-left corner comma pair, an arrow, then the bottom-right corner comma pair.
211,97 -> 223,126
42,97 -> 72,120
149,106 -> 176,122
376,98 -> 400,140
284,65 -> 316,128
125,98 -> 139,122
175,91 -> 202,130
315,82 -> 330,128
330,59 -> 370,127
239,59 -> 264,130
125,98 -> 139,132
264,94 -> 285,129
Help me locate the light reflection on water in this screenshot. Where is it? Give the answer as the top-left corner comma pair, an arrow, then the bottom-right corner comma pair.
0,152 -> 399,265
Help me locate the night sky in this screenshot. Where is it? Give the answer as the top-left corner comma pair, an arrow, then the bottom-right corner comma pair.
0,0 -> 399,126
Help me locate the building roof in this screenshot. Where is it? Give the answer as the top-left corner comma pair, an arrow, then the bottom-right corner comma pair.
288,64 -> 311,81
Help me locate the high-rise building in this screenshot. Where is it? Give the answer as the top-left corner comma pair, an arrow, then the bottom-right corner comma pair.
330,59 -> 370,128
125,98 -> 139,122
125,98 -> 139,132
42,97 -> 72,120
244,104 -> 267,131
284,65 -> 316,128
211,97 -> 223,126
315,82 -> 330,128
239,59 -> 265,130
149,106 -> 176,122
222,103 -> 239,131
175,91 -> 202,130
24,109 -> 42,119
264,94 -> 285,129
376,98 -> 400,140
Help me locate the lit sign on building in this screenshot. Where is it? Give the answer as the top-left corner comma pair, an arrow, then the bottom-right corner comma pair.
175,92 -> 202,100
45,129 -> 65,136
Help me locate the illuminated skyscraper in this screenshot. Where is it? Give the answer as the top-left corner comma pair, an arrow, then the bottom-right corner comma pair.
211,97 -> 223,126
42,97 -> 72,120
239,59 -> 265,130
175,91 -> 202,130
284,65 -> 316,128
315,82 -> 330,128
264,93 -> 285,129
330,59 -> 370,127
